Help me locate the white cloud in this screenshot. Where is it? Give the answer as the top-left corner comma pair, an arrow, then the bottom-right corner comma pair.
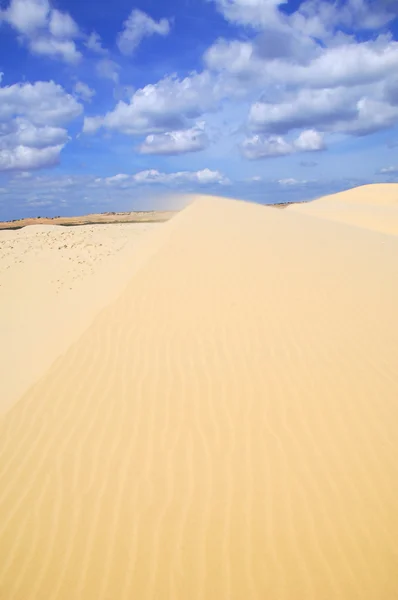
1,120 -> 68,149
0,80 -> 82,125
247,86 -> 398,137
0,0 -> 49,34
96,59 -> 120,83
83,116 -> 104,134
83,72 -> 217,136
202,24 -> 398,143
206,35 -> 398,90
294,129 -> 325,151
242,134 -> 293,159
104,174 -> 129,184
139,123 -> 208,155
278,178 -> 308,186
292,0 -> 395,39
209,0 -> 285,30
85,32 -> 108,55
74,81 -> 96,102
117,9 -> 171,56
242,129 -> 324,159
379,165 -> 398,174
0,0 -> 81,63
49,9 -> 79,38
91,169 -> 229,187
0,144 -> 63,171
210,0 -> 394,37
205,32 -> 316,76
343,97 -> 398,135
29,36 -> 81,63
0,79 -> 81,172
131,168 -> 229,185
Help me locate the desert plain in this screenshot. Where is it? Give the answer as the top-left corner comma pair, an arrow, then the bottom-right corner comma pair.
0,184 -> 397,599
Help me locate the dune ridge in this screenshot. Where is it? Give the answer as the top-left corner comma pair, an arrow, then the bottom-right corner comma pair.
289,183 -> 398,235
0,195 -> 398,599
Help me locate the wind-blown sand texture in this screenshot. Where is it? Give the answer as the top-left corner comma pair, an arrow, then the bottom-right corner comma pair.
0,187 -> 398,599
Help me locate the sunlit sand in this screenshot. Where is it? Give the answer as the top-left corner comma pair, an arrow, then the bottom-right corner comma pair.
0,186 -> 397,599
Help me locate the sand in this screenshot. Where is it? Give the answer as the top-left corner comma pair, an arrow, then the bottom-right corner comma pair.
0,223 -> 161,413
0,210 -> 176,230
289,183 -> 398,235
0,186 -> 398,599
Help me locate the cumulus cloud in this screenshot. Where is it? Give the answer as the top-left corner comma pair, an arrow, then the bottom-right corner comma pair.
206,35 -> 398,90
210,0 -> 394,36
83,72 -> 216,136
117,9 -> 171,55
0,0 -> 82,63
0,0 -> 49,34
104,174 -> 130,184
74,81 -> 96,102
84,5 -> 398,155
0,144 -> 63,171
248,85 -> 398,137
29,36 -> 81,63
294,129 -> 325,151
1,120 -> 68,148
292,0 -> 395,39
85,32 -> 108,55
0,80 -> 82,125
48,8 -> 79,38
96,59 -> 120,83
83,116 -> 104,134
210,0 -> 285,30
0,79 -> 81,172
242,129 -> 324,159
139,123 -> 208,155
201,6 -> 398,144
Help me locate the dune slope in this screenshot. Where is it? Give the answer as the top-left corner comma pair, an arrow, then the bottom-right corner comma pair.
289,183 -> 398,235
0,196 -> 397,599
0,223 -> 164,414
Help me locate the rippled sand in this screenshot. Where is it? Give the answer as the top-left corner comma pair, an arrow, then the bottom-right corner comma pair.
0,188 -> 398,599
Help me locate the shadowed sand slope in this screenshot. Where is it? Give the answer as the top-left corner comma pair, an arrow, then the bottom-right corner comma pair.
289,183 -> 398,235
0,197 -> 398,599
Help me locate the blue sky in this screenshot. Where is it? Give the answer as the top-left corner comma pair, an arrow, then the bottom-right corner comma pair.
1,0 -> 398,219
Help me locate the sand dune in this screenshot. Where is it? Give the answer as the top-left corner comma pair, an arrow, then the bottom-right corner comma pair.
0,210 -> 176,231
0,195 -> 398,599
0,223 -> 160,413
289,183 -> 398,235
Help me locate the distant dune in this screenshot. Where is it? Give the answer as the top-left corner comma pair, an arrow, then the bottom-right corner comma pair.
0,210 -> 177,230
290,183 -> 398,235
0,188 -> 397,599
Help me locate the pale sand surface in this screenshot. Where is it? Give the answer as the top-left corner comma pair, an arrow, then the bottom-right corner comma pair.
0,193 -> 398,598
289,183 -> 398,235
0,223 -> 161,413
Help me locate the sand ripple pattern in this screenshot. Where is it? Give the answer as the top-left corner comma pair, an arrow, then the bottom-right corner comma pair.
1,197 -> 398,599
